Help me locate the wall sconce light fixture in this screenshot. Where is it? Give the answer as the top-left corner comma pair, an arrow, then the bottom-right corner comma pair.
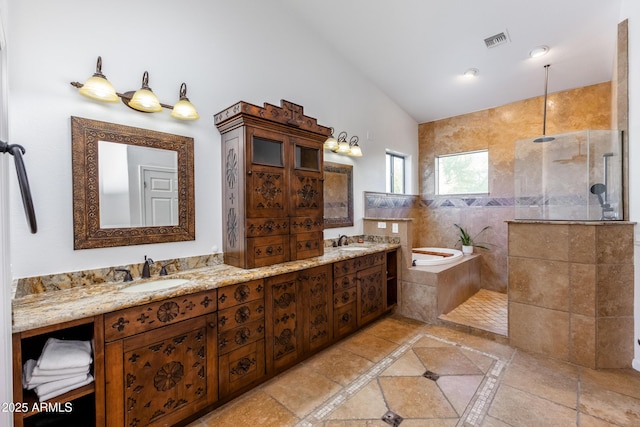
70,56 -> 200,121
324,130 -> 363,157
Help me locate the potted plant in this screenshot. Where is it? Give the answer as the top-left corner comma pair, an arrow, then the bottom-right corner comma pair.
454,224 -> 491,254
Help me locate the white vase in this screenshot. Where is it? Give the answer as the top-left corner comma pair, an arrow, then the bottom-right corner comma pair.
462,245 -> 474,254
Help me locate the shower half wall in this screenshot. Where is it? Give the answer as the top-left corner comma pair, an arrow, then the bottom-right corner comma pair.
515,130 -> 622,221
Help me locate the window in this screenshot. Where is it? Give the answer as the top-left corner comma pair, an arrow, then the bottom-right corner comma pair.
436,150 -> 488,195
386,152 -> 405,194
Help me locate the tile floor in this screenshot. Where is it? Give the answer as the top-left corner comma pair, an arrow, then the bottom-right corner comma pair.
188,314 -> 640,427
439,290 -> 508,337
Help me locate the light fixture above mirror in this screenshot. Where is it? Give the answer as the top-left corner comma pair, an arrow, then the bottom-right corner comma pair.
324,129 -> 363,157
71,56 -> 199,120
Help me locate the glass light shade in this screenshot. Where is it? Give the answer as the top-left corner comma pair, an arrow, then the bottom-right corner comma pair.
337,140 -> 351,153
349,144 -> 363,157
324,136 -> 338,151
79,76 -> 119,102
171,99 -> 200,120
128,88 -> 162,113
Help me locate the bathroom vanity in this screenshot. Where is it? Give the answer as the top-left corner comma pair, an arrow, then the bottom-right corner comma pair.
11,244 -> 399,427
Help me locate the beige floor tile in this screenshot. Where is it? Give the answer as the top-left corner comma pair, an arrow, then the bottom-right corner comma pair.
379,376 -> 458,419
380,350 -> 425,377
325,381 -> 388,421
437,374 -> 484,415
488,384 -> 577,426
323,420 -> 389,426
304,346 -> 375,386
439,289 -> 508,336
338,331 -> 399,363
198,390 -> 298,427
399,420 -> 458,427
262,365 -> 342,418
579,381 -> 640,427
580,367 -> 640,399
360,316 -> 424,344
413,346 -> 484,375
460,348 -> 495,373
481,415 -> 513,426
502,350 -> 578,408
411,334 -> 452,348
579,413 -> 624,426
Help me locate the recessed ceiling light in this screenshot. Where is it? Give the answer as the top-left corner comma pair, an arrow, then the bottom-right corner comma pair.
464,68 -> 479,77
529,45 -> 550,58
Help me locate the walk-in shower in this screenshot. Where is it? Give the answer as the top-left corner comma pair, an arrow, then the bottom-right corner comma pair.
515,130 -> 622,221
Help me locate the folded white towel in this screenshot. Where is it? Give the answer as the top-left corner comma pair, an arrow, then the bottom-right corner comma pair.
35,373 -> 89,397
37,338 -> 92,370
22,359 -> 90,390
37,374 -> 94,402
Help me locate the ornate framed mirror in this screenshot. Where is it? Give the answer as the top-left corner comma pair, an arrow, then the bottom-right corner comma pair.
71,117 -> 195,249
323,161 -> 353,228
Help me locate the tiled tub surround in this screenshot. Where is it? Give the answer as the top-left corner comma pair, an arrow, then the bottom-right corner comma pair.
399,253 -> 481,326
11,241 -> 399,333
507,220 -> 635,369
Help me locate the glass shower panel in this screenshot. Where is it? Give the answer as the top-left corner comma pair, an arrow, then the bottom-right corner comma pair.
514,130 -> 621,221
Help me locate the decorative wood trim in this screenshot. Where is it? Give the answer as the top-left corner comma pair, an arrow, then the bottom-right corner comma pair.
71,117 -> 195,249
214,99 -> 332,137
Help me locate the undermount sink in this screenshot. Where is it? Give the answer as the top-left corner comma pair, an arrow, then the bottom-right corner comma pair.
121,278 -> 189,293
339,246 -> 368,251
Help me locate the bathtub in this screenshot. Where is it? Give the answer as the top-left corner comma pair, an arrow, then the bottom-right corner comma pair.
411,247 -> 463,266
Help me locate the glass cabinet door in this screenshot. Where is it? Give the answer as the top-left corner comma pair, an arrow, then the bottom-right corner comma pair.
294,145 -> 320,171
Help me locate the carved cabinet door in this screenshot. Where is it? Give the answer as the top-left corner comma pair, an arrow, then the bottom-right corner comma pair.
302,265 -> 333,354
356,265 -> 386,327
265,272 -> 302,374
105,314 -> 217,427
245,127 -> 289,219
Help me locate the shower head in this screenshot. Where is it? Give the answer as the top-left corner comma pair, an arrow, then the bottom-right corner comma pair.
603,152 -> 614,157
533,136 -> 555,143
590,183 -> 606,206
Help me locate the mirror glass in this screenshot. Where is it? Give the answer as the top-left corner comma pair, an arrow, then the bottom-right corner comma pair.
71,117 -> 195,249
324,162 -> 353,228
98,141 -> 178,228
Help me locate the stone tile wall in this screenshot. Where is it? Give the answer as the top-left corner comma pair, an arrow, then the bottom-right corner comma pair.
507,221 -> 634,368
418,82 -> 613,293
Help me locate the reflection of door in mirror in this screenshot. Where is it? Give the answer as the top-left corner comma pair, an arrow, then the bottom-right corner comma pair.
98,141 -> 178,228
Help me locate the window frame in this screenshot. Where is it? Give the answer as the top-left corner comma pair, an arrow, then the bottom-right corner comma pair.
435,149 -> 489,196
386,152 -> 406,194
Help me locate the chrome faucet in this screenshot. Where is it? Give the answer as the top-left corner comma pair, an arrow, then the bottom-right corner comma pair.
337,235 -> 349,246
142,255 -> 154,278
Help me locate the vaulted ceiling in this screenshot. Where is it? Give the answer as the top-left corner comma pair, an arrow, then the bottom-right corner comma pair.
281,0 -> 623,123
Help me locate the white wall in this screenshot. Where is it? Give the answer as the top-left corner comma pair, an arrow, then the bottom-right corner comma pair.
1,2 -> 13,423
620,0 -> 640,371
5,0 -> 418,278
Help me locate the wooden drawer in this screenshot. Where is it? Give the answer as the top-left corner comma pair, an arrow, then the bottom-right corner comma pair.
218,319 -> 265,355
334,287 -> 357,308
333,273 -> 356,292
104,289 -> 217,341
333,252 -> 385,277
246,218 -> 289,237
246,235 -> 290,268
334,302 -> 357,339
219,339 -> 265,398
290,231 -> 323,260
218,299 -> 265,333
289,216 -> 324,233
217,279 -> 264,310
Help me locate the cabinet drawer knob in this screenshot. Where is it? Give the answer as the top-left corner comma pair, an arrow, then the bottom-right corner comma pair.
208,322 -> 217,329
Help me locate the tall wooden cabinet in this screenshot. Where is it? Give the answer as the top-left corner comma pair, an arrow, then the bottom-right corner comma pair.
215,100 -> 331,269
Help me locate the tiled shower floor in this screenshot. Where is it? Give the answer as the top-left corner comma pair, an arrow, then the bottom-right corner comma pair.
439,289 -> 508,337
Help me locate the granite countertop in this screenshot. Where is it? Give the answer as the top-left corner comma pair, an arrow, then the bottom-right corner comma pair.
12,243 -> 399,333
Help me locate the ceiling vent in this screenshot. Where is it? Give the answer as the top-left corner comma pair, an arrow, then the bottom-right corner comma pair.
484,31 -> 510,49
